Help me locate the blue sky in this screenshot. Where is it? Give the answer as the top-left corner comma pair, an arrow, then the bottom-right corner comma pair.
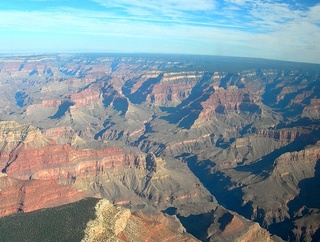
0,0 -> 319,63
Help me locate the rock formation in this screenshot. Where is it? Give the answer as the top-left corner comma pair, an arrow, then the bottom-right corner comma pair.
206,206 -> 277,242
82,199 -> 197,242
0,121 -> 214,219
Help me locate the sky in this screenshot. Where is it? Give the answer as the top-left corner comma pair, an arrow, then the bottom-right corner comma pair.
0,0 -> 319,63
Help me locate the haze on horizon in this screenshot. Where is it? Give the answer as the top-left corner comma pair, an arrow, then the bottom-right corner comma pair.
0,0 -> 319,64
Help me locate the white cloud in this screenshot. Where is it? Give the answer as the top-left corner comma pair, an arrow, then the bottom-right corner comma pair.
307,4 -> 320,24
93,0 -> 216,12
0,1 -> 319,63
224,0 -> 247,5
91,0 -> 216,23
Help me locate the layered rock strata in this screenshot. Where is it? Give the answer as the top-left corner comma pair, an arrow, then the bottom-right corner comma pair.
82,199 -> 197,242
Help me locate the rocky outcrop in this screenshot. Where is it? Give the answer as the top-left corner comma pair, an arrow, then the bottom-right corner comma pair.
303,98 -> 320,119
207,207 -> 276,242
0,174 -> 84,217
3,144 -> 133,180
71,90 -> 102,109
291,213 -> 320,242
147,72 -> 203,106
197,87 -> 261,124
82,199 -> 197,242
0,121 -> 49,153
41,99 -> 62,108
256,128 -> 306,142
238,142 -> 320,227
0,121 -> 214,218
43,126 -> 86,146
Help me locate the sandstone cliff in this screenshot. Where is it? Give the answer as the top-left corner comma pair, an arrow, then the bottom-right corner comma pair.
82,199 -> 197,242
0,120 -> 214,219
207,206 -> 277,242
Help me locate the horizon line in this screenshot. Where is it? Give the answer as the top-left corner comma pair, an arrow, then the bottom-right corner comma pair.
0,52 -> 320,66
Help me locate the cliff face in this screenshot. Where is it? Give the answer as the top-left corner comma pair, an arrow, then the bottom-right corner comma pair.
198,87 -> 261,122
70,90 -> 101,109
0,174 -> 84,217
193,138 -> 320,241
146,72 -> 203,106
206,206 -> 275,242
240,142 -> 320,225
82,199 -> 197,242
303,98 -> 320,119
0,120 -> 213,218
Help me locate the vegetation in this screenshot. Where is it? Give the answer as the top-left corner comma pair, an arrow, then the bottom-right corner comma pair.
0,198 -> 99,242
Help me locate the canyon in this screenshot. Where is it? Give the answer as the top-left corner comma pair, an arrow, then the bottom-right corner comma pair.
0,54 -> 319,241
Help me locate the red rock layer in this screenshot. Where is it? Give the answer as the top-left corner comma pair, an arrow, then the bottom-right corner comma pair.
148,81 -> 196,106
0,174 -> 84,217
198,87 -> 260,122
0,143 -> 140,218
207,207 -> 274,242
41,99 -> 62,107
147,72 -> 202,106
0,61 -> 22,73
120,210 -> 196,242
256,128 -> 304,142
83,199 -> 197,242
70,89 -> 101,108
3,144 -> 133,180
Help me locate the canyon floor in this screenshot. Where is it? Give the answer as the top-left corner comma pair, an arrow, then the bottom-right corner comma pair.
0,54 -> 319,241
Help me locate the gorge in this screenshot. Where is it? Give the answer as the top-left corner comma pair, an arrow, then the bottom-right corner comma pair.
0,54 -> 319,241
